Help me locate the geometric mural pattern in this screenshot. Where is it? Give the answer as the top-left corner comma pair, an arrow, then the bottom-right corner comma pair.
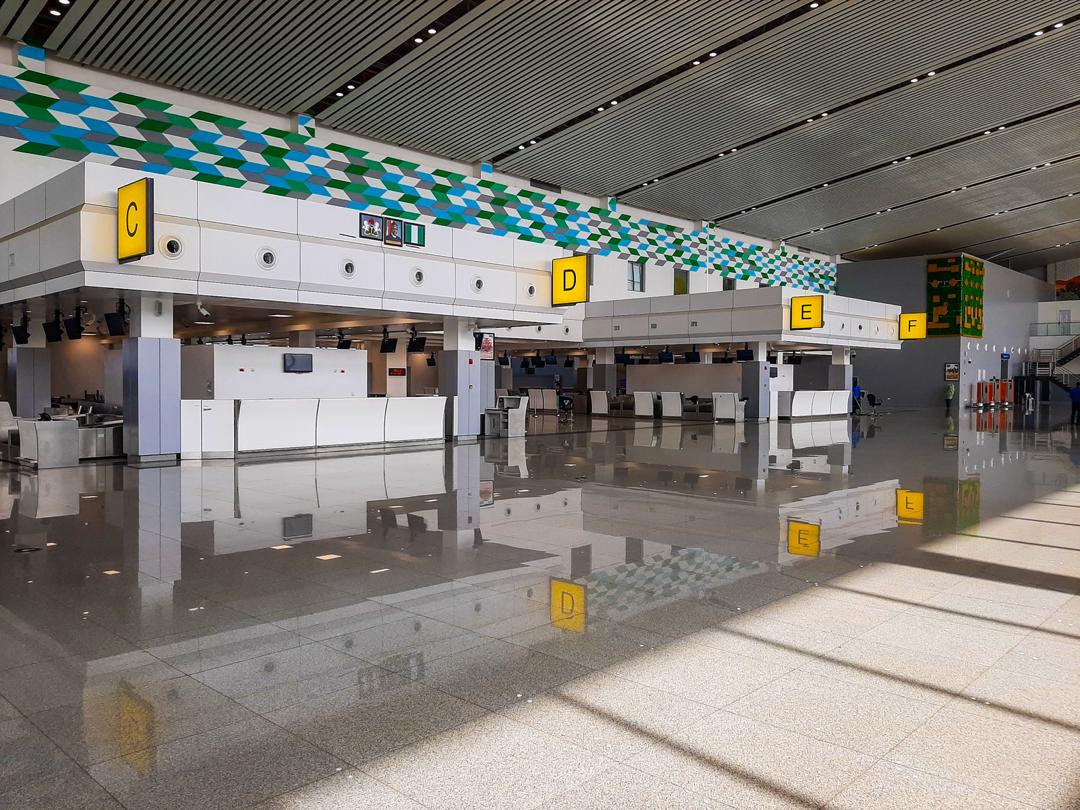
961,255 -> 985,338
926,254 -> 984,338
0,63 -> 836,292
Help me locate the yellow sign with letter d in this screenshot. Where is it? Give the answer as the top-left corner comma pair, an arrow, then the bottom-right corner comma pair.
549,577 -> 586,633
551,254 -> 589,306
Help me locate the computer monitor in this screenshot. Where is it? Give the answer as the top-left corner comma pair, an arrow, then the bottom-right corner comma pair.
735,349 -> 754,361
104,312 -> 128,337
43,320 -> 63,343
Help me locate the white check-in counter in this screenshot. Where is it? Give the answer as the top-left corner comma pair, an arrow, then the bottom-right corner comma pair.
777,390 -> 850,419
182,396 -> 447,457
633,391 -> 657,418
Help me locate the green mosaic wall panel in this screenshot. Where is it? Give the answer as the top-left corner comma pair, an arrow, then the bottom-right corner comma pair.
0,63 -> 835,291
927,256 -> 963,336
961,255 -> 985,338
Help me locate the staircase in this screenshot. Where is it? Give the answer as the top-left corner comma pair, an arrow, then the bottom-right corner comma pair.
1026,334 -> 1080,390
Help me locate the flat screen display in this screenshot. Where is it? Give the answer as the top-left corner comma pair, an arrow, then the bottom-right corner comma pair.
283,353 -> 313,373
388,367 -> 407,377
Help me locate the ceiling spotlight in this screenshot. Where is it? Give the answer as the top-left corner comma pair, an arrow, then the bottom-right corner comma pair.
59,0 -> 70,4
927,71 -> 936,76
517,144 -> 525,150
49,8 -> 61,15
529,139 -> 536,144
984,130 -> 992,135
910,78 -> 918,83
810,1 -> 819,7
1054,22 -> 1064,28
904,156 -> 911,160
820,112 -> 828,118
1043,162 -> 1051,167
414,36 -> 424,43
892,160 -> 899,164
807,118 -> 814,123
823,183 -> 829,187
1034,30 -> 1044,36
730,147 -> 737,153
597,106 -> 604,111
346,84 -> 355,90
998,125 -> 1005,130
335,91 -> 343,97
692,60 -> 701,65
610,99 -> 618,105
709,52 -> 717,57
427,27 -> 437,34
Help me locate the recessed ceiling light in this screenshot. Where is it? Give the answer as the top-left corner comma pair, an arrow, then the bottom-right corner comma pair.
335,92 -> 343,97
709,52 -> 717,57
316,554 -> 341,561
610,99 -> 618,105
193,320 -> 214,325
1034,30 -> 1044,36
268,313 -> 292,318
271,544 -> 292,550
892,160 -> 899,164
59,0 -> 70,4
904,156 -> 911,160
427,27 -> 437,34
597,106 -> 604,111
820,112 -> 828,118
49,8 -> 61,15
810,2 -> 819,7
517,145 -> 525,150
369,568 -> 389,574
998,126 -> 1005,130
806,118 -> 814,123
927,71 -> 936,76
730,147 -> 737,153
529,139 -> 536,144
1054,22 -> 1064,28
414,37 -> 424,43
346,84 -> 355,90
103,570 -> 120,575
910,78 -> 918,83
1043,162 -> 1051,167
984,130 -> 992,135
692,60 -> 700,65
823,183 -> 829,187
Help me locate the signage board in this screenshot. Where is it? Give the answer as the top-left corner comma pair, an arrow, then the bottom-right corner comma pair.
789,295 -> 824,330
549,577 -> 586,633
117,178 -> 154,263
786,519 -> 821,557
899,312 -> 927,339
552,254 -> 589,306
896,489 -> 924,523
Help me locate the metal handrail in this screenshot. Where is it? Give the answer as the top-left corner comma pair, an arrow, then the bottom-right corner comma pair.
1030,322 -> 1080,337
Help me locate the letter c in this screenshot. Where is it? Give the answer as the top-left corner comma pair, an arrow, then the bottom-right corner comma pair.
125,201 -> 139,238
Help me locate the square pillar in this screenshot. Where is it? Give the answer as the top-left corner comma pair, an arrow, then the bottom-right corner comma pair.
6,344 -> 50,418
123,293 -> 178,464
439,317 -> 491,438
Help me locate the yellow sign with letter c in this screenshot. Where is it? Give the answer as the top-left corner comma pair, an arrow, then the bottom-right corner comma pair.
117,178 -> 154,264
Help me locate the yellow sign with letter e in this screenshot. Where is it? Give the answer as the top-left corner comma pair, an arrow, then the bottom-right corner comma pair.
786,520 -> 821,557
117,178 -> 154,264
899,312 -> 927,340
896,489 -> 924,524
790,295 -> 824,329
551,254 -> 589,306
549,577 -> 586,633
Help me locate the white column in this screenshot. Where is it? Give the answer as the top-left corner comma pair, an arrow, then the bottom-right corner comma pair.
385,339 -> 408,398
123,293 -> 179,462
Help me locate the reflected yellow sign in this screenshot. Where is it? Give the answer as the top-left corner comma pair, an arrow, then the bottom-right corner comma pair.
789,295 -> 824,329
896,489 -> 924,523
786,520 -> 821,557
117,178 -> 154,263
550,577 -> 586,633
551,254 -> 589,306
116,682 -> 155,773
899,312 -> 927,339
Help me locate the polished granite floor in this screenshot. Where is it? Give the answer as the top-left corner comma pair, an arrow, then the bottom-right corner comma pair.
2,408 -> 1080,809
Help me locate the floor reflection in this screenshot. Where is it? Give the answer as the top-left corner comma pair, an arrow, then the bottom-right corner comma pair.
2,409 -> 1079,808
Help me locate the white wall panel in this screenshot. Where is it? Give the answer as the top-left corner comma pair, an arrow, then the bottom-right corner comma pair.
513,239 -> 564,271
197,184 -> 297,232
198,224 -> 300,289
39,215 -> 80,272
453,228 -> 513,265
384,251 -> 455,306
298,239 -> 384,297
454,262 -> 516,309
514,268 -> 550,311
13,185 -> 45,232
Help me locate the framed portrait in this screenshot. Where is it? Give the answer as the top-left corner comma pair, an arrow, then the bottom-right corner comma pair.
383,218 -> 403,247
360,214 -> 383,241
944,362 -> 960,382
404,222 -> 426,247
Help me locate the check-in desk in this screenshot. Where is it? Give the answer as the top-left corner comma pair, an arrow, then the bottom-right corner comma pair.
182,396 -> 448,457
777,390 -> 850,419
16,419 -> 80,469
712,392 -> 747,422
660,392 -> 713,420
633,391 -> 658,418
485,395 -> 529,437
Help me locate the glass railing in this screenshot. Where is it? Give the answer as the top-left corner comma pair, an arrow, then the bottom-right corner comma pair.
1030,322 -> 1080,336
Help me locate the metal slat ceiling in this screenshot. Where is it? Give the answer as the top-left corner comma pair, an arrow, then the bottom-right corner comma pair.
1010,240 -> 1080,270
27,0 -> 457,113
497,0 -> 1077,194
796,158 -> 1080,255
719,106 -> 1080,241
319,0 -> 805,161
851,194 -> 1080,261
965,217 -> 1080,260
623,26 -> 1080,220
